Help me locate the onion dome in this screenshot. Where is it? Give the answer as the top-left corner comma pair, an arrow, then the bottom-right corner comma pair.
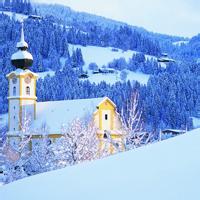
11,22 -> 33,70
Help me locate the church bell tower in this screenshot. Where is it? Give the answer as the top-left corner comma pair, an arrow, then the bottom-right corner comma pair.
7,22 -> 38,133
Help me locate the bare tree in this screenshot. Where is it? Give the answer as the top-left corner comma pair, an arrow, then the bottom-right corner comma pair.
121,92 -> 151,150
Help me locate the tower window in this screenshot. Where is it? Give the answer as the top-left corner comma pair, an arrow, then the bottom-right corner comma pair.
26,86 -> 30,95
13,86 -> 16,96
14,116 -> 15,119
105,114 -> 108,120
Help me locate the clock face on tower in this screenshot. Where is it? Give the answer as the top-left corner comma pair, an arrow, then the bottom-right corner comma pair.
12,76 -> 17,84
24,76 -> 31,84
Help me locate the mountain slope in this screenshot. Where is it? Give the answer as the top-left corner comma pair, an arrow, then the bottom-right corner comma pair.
1,129 -> 200,200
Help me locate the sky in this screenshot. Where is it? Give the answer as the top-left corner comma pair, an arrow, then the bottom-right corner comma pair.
34,0 -> 200,38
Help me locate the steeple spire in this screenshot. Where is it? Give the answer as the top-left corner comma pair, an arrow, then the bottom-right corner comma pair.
20,21 -> 25,42
11,21 -> 33,70
17,21 -> 28,49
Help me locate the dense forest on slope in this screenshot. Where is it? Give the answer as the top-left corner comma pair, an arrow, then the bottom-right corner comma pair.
0,1 -> 200,132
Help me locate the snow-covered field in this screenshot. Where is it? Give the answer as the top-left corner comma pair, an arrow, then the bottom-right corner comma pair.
192,117 -> 200,128
173,40 -> 189,46
86,69 -> 150,85
37,45 -> 151,84
37,70 -> 55,79
69,44 -> 157,68
1,11 -> 28,22
70,45 -> 152,85
1,128 -> 200,200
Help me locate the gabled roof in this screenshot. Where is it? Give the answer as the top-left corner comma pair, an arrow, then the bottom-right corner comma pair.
32,97 -> 108,133
97,97 -> 116,108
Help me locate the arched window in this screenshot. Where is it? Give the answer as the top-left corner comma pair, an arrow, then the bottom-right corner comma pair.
26,86 -> 30,95
13,86 -> 16,96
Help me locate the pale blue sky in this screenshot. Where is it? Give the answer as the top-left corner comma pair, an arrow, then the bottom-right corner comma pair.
34,0 -> 200,37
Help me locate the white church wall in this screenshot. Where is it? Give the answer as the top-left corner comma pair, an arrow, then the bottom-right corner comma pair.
9,100 -> 20,132
21,99 -> 35,122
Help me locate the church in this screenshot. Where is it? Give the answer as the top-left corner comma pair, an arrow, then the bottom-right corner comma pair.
5,23 -> 124,152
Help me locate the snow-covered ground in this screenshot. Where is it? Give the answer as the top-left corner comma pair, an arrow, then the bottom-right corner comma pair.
173,40 -> 189,46
69,45 -> 152,85
69,44 -> 156,68
1,11 -> 28,22
192,117 -> 200,128
86,69 -> 149,85
37,70 -> 55,79
38,45 -> 151,84
1,128 -> 200,200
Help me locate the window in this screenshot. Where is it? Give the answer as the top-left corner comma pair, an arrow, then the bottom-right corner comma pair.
105,114 -> 108,120
14,116 -> 15,119
26,86 -> 30,95
14,106 -> 15,110
13,86 -> 16,96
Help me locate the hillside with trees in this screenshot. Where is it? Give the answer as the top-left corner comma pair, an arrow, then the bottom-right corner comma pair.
0,1 -> 199,133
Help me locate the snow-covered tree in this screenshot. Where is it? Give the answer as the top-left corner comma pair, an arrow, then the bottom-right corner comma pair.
58,118 -> 99,165
120,70 -> 128,82
121,92 -> 151,150
3,112 -> 33,183
3,135 -> 32,183
89,62 -> 98,71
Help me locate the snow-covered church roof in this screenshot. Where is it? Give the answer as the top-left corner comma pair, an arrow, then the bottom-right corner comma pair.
0,88 -> 115,134
11,50 -> 33,60
0,97 -> 114,134
32,97 -> 109,133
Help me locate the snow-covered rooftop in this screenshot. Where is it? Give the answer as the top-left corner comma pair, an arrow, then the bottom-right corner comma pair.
32,97 -> 106,133
1,128 -> 200,200
6,69 -> 38,77
1,97 -> 113,133
11,50 -> 33,60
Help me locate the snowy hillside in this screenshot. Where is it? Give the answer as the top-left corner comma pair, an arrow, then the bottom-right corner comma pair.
1,129 -> 200,200
86,69 -> 149,85
173,40 -> 189,46
1,11 -> 28,21
69,45 -> 157,68
38,45 -> 153,85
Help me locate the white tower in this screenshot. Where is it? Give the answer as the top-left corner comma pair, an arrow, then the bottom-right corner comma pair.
7,22 -> 38,133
